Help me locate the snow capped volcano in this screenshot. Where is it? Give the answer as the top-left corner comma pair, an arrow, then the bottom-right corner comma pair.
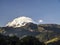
6,16 -> 35,27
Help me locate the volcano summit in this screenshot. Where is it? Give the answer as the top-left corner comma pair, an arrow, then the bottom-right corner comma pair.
6,16 -> 35,27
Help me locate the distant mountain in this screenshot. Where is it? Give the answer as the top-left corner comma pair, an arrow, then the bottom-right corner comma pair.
0,23 -> 40,37
6,16 -> 35,27
0,16 -> 60,42
0,23 -> 60,42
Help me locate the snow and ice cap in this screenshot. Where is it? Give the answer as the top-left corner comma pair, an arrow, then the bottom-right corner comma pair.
6,16 -> 35,27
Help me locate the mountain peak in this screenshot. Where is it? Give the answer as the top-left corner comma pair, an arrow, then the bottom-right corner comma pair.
6,16 -> 35,27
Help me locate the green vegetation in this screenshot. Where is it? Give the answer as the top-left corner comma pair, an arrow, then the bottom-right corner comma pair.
45,37 -> 60,45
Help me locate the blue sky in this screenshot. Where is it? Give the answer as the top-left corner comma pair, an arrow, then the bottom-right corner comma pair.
0,0 -> 60,26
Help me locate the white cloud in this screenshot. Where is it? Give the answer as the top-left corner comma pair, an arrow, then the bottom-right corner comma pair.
38,20 -> 43,23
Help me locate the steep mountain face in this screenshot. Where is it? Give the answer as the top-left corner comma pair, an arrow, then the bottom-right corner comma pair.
22,23 -> 38,31
0,23 -> 40,37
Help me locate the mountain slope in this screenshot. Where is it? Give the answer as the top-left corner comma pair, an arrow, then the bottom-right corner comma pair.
0,23 -> 40,37
0,23 -> 60,42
